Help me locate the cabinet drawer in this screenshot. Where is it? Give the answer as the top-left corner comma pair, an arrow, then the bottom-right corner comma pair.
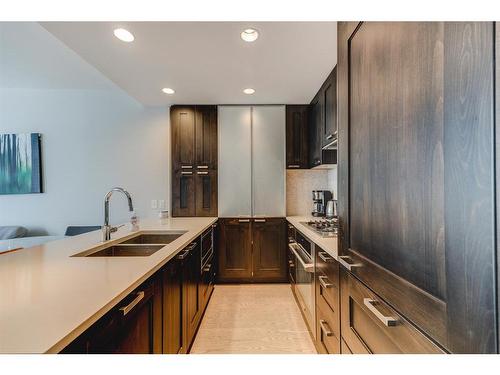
316,297 -> 340,354
340,270 -> 443,354
315,249 -> 339,312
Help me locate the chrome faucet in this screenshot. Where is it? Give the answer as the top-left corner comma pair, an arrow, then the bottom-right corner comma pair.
103,187 -> 134,242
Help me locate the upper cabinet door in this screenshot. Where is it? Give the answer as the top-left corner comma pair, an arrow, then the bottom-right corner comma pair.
171,106 -> 195,169
337,22 -> 497,353
195,105 -> 218,169
309,94 -> 323,167
252,106 -> 286,217
218,106 -> 252,217
286,105 -> 309,169
322,67 -> 337,147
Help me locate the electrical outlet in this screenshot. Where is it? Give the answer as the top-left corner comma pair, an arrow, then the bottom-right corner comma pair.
159,200 -> 165,209
151,199 -> 158,209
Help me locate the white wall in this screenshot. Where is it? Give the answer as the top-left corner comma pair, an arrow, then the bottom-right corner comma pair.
0,23 -> 170,236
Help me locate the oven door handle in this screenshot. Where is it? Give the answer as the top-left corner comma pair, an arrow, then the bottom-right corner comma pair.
288,243 -> 314,273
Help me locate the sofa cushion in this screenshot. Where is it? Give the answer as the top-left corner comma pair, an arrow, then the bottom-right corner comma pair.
0,226 -> 28,240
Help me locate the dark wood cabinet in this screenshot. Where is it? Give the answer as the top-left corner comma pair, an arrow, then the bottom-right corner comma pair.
337,21 -> 497,353
322,68 -> 337,147
340,270 -> 442,354
172,169 -> 196,217
172,105 -> 218,217
180,241 -> 201,352
162,259 -> 183,354
314,248 -> 340,354
308,69 -> 337,168
218,218 -> 253,281
218,218 -> 287,282
62,276 -> 163,354
308,95 -> 322,168
252,218 -> 287,281
286,105 -> 309,169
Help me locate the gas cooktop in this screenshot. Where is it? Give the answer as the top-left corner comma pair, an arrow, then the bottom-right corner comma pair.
300,218 -> 339,237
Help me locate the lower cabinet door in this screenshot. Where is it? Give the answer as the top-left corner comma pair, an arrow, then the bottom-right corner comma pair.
218,218 -> 252,281
252,218 -> 287,282
340,270 -> 443,354
182,242 -> 201,352
65,276 -> 162,354
163,260 -> 183,354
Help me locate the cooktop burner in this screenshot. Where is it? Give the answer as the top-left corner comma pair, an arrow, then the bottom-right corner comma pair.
300,218 -> 339,237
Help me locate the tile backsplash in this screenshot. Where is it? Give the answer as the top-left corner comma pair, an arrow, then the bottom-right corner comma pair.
286,167 -> 337,216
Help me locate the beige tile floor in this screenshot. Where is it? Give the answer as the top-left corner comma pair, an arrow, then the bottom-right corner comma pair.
190,284 -> 317,354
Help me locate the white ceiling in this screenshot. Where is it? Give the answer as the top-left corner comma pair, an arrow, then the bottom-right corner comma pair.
40,22 -> 337,106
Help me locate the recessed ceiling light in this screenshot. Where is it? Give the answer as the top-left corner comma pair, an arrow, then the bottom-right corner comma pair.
243,88 -> 255,95
113,28 -> 134,42
162,88 -> 175,95
240,28 -> 259,42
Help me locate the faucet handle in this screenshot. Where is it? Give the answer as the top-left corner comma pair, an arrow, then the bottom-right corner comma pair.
110,224 -> 125,234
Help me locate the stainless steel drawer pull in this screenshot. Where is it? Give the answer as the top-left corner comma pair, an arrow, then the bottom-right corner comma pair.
288,165 -> 300,168
120,291 -> 145,316
238,219 -> 250,223
197,171 -> 209,175
363,298 -> 398,327
197,165 -> 208,169
326,134 -> 334,140
288,243 -> 314,273
338,255 -> 362,271
254,219 -> 266,223
203,264 -> 212,272
319,320 -> 334,337
181,171 -> 193,175
181,165 -> 193,169
318,275 -> 333,289
318,251 -> 334,263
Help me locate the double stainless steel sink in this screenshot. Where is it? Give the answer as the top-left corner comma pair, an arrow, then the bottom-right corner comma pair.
72,231 -> 187,257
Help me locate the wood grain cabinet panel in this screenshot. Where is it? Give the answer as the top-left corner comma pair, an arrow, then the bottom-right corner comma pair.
162,259 -> 183,354
172,105 -> 218,217
252,219 -> 287,282
322,68 -> 337,147
218,218 -> 253,281
337,21 -> 497,353
286,105 -> 309,169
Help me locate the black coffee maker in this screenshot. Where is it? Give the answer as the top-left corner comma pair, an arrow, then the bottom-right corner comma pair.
311,190 -> 333,217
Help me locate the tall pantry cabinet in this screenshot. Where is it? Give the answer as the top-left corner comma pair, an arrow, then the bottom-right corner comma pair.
171,105 -> 218,217
217,106 -> 287,282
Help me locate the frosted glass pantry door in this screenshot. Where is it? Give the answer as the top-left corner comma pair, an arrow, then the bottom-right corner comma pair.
252,106 -> 286,217
218,106 -> 252,217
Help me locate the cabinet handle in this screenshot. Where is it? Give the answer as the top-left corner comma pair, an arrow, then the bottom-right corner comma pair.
288,243 -> 314,273
318,275 -> 333,289
338,255 -> 362,271
363,298 -> 398,327
254,219 -> 266,223
288,165 -> 300,168
318,251 -> 334,263
319,319 -> 333,337
197,171 -> 208,175
119,291 -> 145,316
181,165 -> 193,169
177,242 -> 196,260
181,171 -> 193,175
326,134 -> 334,140
203,264 -> 212,272
238,219 -> 250,223
197,165 -> 209,169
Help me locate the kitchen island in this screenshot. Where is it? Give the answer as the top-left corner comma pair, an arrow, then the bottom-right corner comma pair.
0,217 -> 217,354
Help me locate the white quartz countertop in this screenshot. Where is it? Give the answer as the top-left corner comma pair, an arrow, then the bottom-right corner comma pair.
286,216 -> 338,259
0,217 -> 217,354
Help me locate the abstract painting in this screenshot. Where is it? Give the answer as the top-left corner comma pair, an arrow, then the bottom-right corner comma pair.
0,133 -> 42,194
